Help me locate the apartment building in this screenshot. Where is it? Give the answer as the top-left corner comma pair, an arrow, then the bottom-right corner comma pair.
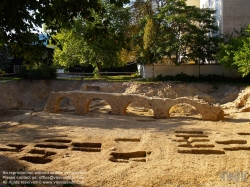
200,0 -> 250,35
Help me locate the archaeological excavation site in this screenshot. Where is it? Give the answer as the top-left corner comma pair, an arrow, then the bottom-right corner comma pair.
0,80 -> 250,186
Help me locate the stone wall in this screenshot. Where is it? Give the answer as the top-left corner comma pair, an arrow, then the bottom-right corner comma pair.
45,91 -> 224,121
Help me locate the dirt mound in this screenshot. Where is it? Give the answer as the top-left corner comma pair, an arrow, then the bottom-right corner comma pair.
222,87 -> 250,112
82,82 -> 241,103
0,80 -> 83,111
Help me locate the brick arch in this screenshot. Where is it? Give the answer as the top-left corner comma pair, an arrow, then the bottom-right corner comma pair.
85,97 -> 112,113
45,91 -> 224,121
165,98 -> 223,121
123,96 -> 151,115
123,101 -> 132,114
78,93 -> 130,115
55,96 -> 76,111
47,93 -> 78,113
167,99 -> 203,119
56,95 -> 77,105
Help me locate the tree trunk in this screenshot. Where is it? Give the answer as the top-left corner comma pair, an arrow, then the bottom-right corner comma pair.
97,63 -> 102,72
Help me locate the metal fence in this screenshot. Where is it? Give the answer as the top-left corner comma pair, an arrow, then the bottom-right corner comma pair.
57,72 -> 136,80
0,73 -> 16,78
0,72 -> 136,80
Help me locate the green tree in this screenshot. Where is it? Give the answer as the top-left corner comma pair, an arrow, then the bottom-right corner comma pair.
217,36 -> 244,70
217,25 -> 250,77
130,0 -> 165,65
53,1 -> 131,71
232,26 -> 250,77
185,7 -> 220,64
0,0 -> 129,64
141,17 -> 158,64
130,0 -> 219,65
157,0 -> 219,65
53,29 -> 84,68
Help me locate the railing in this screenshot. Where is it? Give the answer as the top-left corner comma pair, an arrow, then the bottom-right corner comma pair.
0,73 -> 16,78
57,72 -> 136,80
68,72 -> 136,75
0,72 -> 137,80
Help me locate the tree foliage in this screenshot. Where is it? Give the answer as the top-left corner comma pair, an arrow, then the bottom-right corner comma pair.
53,1 -> 131,71
182,7 -> 221,64
233,37 -> 250,77
218,25 -> 250,77
217,36 -> 244,70
0,0 -> 129,64
141,17 -> 158,64
1,0 -> 222,72
17,64 -> 57,80
130,0 -> 219,65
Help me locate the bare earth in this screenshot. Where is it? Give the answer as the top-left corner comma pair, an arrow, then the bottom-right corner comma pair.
0,80 -> 250,187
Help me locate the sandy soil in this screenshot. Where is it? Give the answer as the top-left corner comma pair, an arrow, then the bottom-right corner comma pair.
0,80 -> 250,187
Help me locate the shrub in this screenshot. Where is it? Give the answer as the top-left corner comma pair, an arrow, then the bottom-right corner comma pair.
155,73 -> 227,83
156,74 -> 163,81
0,69 -> 5,74
17,65 -> 57,80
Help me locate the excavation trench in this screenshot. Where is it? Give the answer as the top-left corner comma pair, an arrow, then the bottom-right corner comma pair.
20,156 -> 53,164
34,144 -> 68,149
44,139 -> 72,143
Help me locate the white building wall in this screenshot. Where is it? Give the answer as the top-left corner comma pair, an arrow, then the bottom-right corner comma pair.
140,64 -> 238,79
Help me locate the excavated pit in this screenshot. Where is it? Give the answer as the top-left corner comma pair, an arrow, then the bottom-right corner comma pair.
178,149 -> 225,154
7,144 -> 27,150
72,147 -> 101,152
215,140 -> 247,144
223,147 -> 250,151
110,151 -> 147,160
175,131 -> 203,134
20,156 -> 53,164
34,144 -> 68,149
178,144 -> 192,148
114,138 -> 141,142
0,144 -> 27,152
188,138 -> 210,143
72,142 -> 102,152
28,149 -> 57,156
175,134 -> 208,139
193,144 -> 215,148
238,132 -> 250,135
0,148 -> 20,152
44,139 -> 72,143
72,142 -> 102,148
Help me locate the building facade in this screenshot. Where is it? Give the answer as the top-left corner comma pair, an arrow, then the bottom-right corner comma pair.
200,0 -> 250,35
186,0 -> 200,7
